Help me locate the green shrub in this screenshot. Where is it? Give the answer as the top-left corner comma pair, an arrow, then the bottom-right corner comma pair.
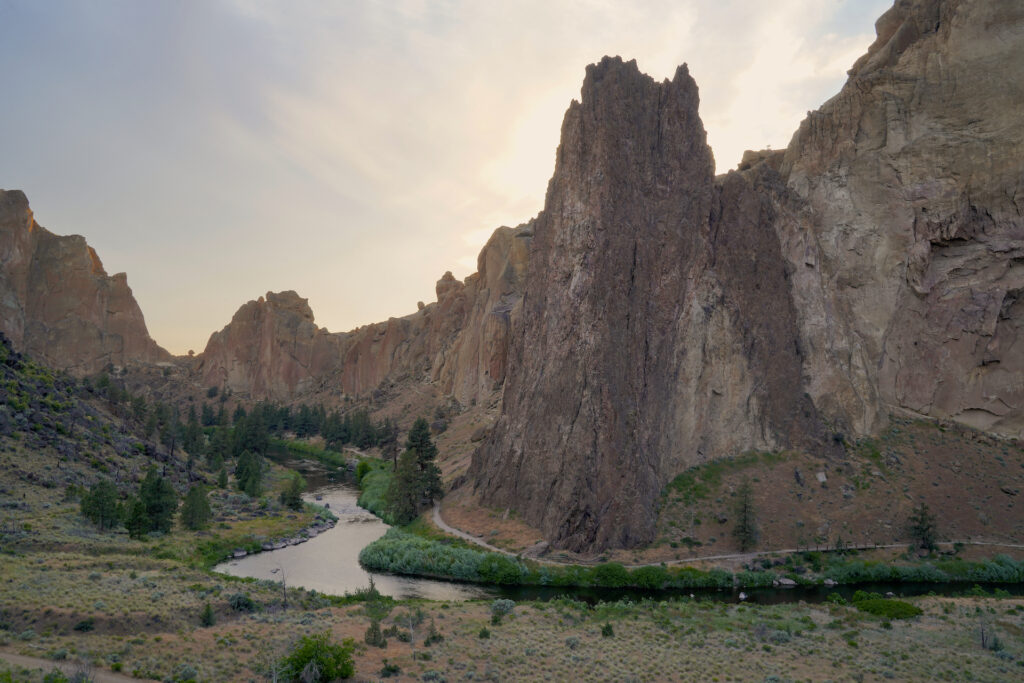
478,627 -> 490,639
364,620 -> 386,648
592,562 -> 630,588
228,593 -> 256,612
853,598 -> 922,620
200,602 -> 215,627
280,632 -> 355,681
73,617 -> 95,632
601,623 -> 614,638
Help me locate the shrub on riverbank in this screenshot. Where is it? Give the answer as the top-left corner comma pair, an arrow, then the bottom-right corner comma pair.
824,554 -> 1024,585
357,462 -> 394,524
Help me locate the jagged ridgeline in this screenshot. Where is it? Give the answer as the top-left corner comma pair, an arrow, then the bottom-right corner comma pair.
2,0 -> 1023,553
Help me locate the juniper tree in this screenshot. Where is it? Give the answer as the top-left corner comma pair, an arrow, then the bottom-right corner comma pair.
180,485 -> 212,530
81,479 -> 120,530
139,468 -> 177,533
909,502 -> 938,551
732,478 -> 758,552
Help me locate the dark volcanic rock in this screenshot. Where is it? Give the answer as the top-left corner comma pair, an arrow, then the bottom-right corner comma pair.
470,58 -> 834,552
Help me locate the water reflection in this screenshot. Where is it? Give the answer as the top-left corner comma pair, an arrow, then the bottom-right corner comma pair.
214,481 -> 493,601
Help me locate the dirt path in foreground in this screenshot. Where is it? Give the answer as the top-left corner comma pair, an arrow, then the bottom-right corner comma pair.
0,650 -> 151,682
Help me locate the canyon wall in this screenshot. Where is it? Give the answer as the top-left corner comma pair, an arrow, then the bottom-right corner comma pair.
0,189 -> 169,374
194,223 -> 532,405
470,0 -> 1024,551
5,0 -> 1021,554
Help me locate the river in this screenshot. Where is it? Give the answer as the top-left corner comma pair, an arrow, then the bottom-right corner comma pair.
214,478 -> 494,601
215,470 -> 1024,604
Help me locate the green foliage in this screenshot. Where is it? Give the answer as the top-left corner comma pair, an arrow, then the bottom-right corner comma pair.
73,617 -> 94,632
279,472 -> 306,511
665,451 -> 785,504
280,632 -> 355,681
732,477 -> 758,551
478,554 -> 525,585
216,467 -> 228,489
632,565 -> 670,590
601,622 -> 615,637
853,598 -> 923,620
364,620 -> 386,648
406,417 -> 438,466
593,562 -> 630,588
357,463 -> 394,522
384,450 -> 424,525
139,468 -> 177,533
235,450 -> 264,498
477,627 -> 490,639
179,485 -> 212,530
355,459 -> 371,483
200,602 -> 215,627
490,599 -> 515,625
228,593 -> 256,613
124,496 -> 150,540
909,502 -> 938,550
80,479 -> 120,530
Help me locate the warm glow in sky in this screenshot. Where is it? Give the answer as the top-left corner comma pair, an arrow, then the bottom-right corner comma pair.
0,0 -> 890,354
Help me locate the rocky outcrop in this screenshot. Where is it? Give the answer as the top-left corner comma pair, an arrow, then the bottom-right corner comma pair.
471,0 -> 1024,552
469,59 -> 836,552
195,223 -> 532,405
780,0 -> 1024,436
0,189 -> 169,374
195,291 -> 345,400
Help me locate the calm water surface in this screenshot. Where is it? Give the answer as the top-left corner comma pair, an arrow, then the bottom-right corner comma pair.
214,478 -> 493,601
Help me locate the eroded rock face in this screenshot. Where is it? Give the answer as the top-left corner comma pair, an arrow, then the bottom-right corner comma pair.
780,0 -> 1024,436
195,223 -> 532,405
468,59 -> 836,551
0,189 -> 169,373
472,0 -> 1024,552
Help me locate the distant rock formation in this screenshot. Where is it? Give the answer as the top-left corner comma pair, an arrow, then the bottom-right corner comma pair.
195,223 -> 532,405
6,0 -> 1022,555
0,189 -> 169,374
470,0 -> 1024,551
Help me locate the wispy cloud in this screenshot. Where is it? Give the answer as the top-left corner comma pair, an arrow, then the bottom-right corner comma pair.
0,0 -> 890,353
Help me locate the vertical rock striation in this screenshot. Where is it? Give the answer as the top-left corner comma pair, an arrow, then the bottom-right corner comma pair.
471,0 -> 1024,552
469,59 -> 835,551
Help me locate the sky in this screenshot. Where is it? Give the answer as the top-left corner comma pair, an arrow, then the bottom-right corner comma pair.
0,0 -> 890,355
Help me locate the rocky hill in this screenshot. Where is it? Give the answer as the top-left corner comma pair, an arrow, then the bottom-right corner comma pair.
470,0 -> 1024,551
193,221 -> 531,406
3,0 -> 1022,554
0,189 -> 170,374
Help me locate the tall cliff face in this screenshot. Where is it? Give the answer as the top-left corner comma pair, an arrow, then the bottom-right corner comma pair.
471,0 -> 1024,552
0,189 -> 169,374
195,223 -> 532,405
468,59 -> 835,551
780,0 -> 1024,436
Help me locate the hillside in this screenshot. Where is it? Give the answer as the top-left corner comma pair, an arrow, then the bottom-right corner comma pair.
1,0 -> 1022,557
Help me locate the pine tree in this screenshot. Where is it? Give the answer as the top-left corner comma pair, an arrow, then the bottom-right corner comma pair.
125,496 -> 150,540
139,468 -> 177,533
81,480 -> 120,530
180,485 -> 212,530
406,417 -> 438,468
385,450 -> 422,525
235,450 -> 263,498
217,466 -> 229,489
280,472 -> 306,511
909,502 -> 937,550
732,478 -> 758,552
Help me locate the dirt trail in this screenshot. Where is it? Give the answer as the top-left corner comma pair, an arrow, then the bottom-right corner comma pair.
431,503 -> 1024,568
0,650 -> 150,682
